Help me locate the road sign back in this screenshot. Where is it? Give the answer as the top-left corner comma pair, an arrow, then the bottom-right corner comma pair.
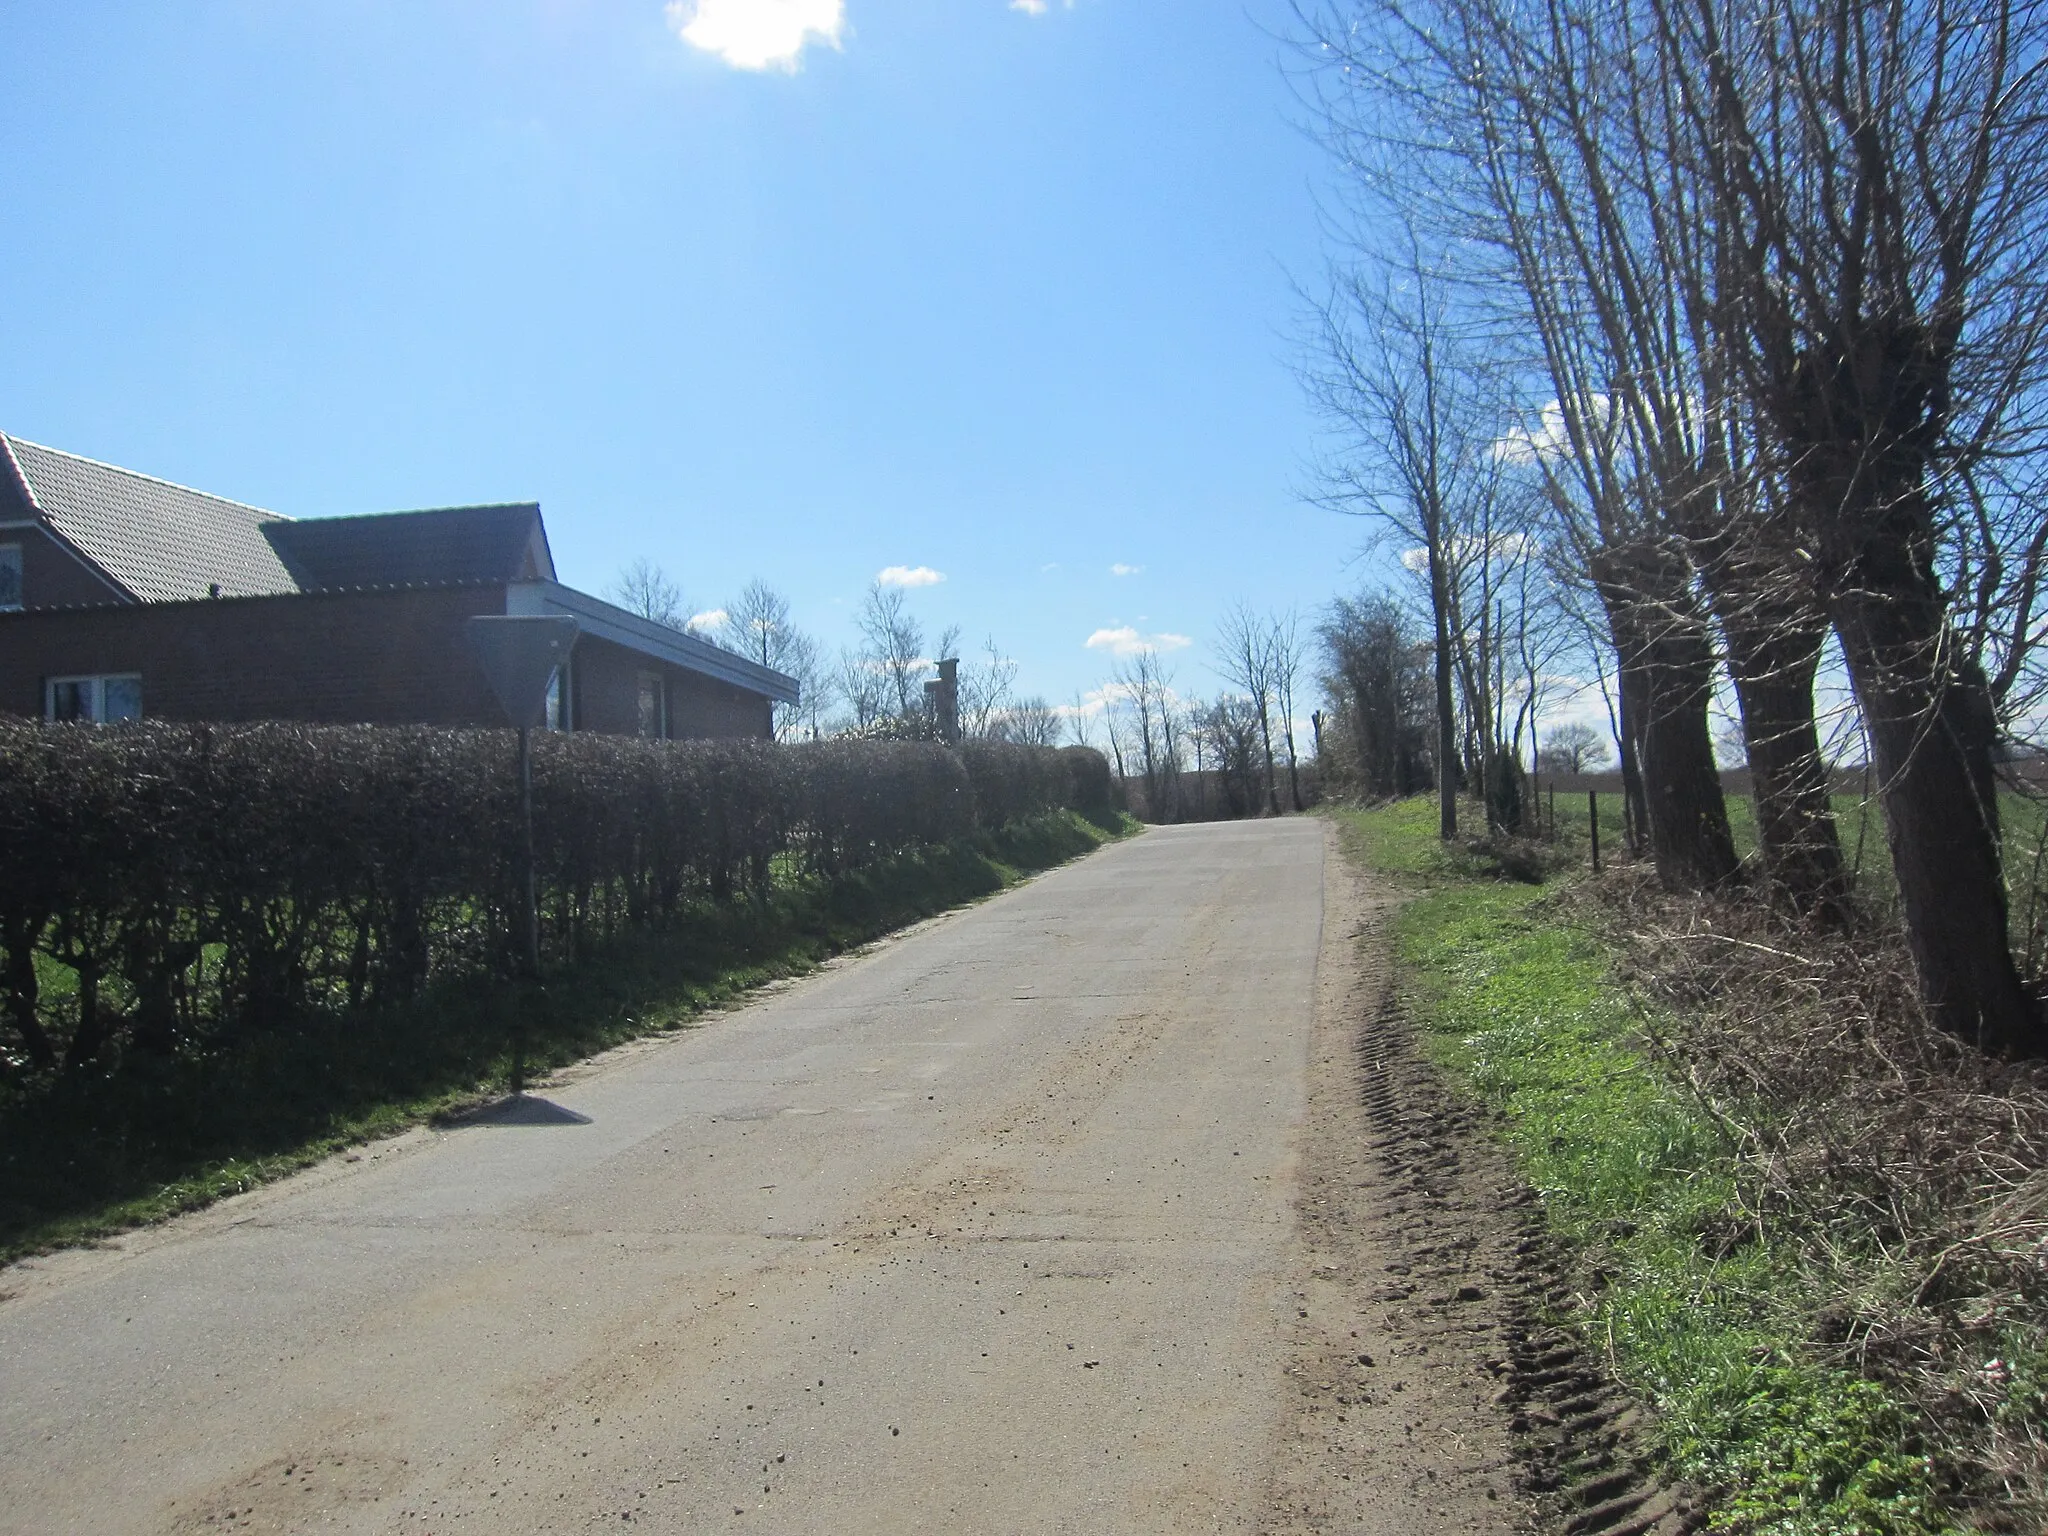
465,615 -> 580,729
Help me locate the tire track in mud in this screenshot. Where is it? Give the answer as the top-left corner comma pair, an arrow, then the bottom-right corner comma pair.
1343,909 -> 1703,1536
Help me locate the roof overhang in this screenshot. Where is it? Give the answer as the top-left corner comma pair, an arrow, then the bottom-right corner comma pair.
507,580 -> 800,705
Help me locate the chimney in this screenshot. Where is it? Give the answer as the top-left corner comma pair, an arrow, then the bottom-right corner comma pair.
924,657 -> 961,744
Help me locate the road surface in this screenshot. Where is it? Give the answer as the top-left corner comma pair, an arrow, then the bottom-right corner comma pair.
0,819 -> 1528,1535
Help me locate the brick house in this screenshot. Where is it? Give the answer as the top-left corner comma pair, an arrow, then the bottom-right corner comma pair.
0,433 -> 796,736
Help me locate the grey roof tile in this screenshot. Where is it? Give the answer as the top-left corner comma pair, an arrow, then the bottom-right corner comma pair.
264,504 -> 547,591
2,434 -> 296,602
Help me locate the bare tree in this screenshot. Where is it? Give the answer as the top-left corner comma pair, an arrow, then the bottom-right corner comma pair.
1319,594 -> 1436,798
1215,604 -> 1281,815
957,636 -> 1020,739
1270,609 -> 1309,811
609,558 -> 691,632
834,646 -> 889,731
1537,721 -> 1612,774
1065,690 -> 1100,751
992,696 -> 1063,746
1112,651 -> 1181,820
1306,225 -> 1483,838
855,585 -> 929,720
1656,0 -> 2048,1050
719,579 -> 823,740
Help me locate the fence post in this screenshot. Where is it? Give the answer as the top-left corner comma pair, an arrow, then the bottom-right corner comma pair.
1589,790 -> 1601,872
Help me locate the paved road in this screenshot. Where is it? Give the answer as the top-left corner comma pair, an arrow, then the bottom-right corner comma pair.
1,820 -> 1328,1535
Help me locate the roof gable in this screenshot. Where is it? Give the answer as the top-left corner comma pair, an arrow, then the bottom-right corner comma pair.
2,434 -> 296,602
264,503 -> 547,592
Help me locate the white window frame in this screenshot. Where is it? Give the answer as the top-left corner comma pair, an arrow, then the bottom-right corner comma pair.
0,542 -> 20,612
545,662 -> 567,732
636,670 -> 667,740
45,673 -> 142,724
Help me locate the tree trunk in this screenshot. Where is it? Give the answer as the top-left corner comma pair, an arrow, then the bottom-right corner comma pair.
1254,706 -> 1280,817
3,913 -> 55,1072
1430,549 -> 1459,841
1596,552 -> 1740,891
1719,607 -> 1851,920
1613,683 -> 1648,856
1768,315 -> 2042,1054
1829,577 -> 2040,1055
63,957 -> 106,1070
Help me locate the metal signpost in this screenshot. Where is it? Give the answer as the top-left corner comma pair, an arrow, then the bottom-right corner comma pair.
465,615 -> 579,1095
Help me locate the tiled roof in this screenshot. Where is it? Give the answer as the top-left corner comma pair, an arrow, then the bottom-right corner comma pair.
2,434 -> 297,602
265,504 -> 549,592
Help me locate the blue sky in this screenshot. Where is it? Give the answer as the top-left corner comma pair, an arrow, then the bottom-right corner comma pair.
1,0 -> 1368,717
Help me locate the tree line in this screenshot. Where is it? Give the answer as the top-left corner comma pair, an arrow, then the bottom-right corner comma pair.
1295,0 -> 2048,1057
608,563 -> 1064,747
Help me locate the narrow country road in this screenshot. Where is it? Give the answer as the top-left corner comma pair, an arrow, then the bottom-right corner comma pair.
0,820 -> 1531,1535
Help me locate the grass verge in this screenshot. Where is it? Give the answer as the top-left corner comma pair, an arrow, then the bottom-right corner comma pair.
0,807 -> 1138,1267
1330,798 -> 1961,1536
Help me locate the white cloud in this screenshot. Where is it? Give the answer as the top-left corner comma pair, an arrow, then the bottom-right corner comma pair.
688,607 -> 728,632
1011,0 -> 1075,13
666,0 -> 845,72
876,564 -> 946,588
1084,626 -> 1192,658
1110,562 -> 1144,577
1398,531 -> 1534,573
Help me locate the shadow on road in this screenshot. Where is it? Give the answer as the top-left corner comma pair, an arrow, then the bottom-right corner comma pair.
454,1094 -> 593,1127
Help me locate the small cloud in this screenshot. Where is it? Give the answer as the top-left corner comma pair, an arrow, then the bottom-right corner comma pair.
877,565 -> 946,588
1011,0 -> 1049,12
688,607 -> 728,632
666,0 -> 845,72
1110,562 -> 1144,577
1040,562 -> 1061,572
1084,626 -> 1191,658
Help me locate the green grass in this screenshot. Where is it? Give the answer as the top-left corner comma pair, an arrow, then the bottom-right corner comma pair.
1330,801 -> 1958,1536
0,807 -> 1139,1266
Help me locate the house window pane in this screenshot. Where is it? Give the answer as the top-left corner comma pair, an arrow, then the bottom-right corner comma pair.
46,674 -> 142,723
48,679 -> 92,721
102,676 -> 142,721
0,544 -> 20,611
546,666 -> 567,732
637,673 -> 664,739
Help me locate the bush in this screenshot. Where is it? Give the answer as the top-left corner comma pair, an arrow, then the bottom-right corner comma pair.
0,723 -> 1111,1072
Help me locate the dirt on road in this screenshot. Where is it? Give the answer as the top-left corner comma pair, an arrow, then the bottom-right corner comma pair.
0,820 -> 1685,1535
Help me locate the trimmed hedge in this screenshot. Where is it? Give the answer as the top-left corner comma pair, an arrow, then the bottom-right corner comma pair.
0,723 -> 1109,1072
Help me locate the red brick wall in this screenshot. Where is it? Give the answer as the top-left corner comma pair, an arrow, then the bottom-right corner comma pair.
0,587 -> 507,725
567,634 -> 772,740
0,586 -> 777,738
5,525 -> 127,609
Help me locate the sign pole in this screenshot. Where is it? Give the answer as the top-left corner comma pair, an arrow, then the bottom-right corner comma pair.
463,613 -> 578,1102
514,722 -> 539,1095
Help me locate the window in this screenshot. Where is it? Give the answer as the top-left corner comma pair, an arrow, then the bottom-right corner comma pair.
0,544 -> 20,611
545,662 -> 571,732
636,672 -> 666,739
46,674 -> 142,723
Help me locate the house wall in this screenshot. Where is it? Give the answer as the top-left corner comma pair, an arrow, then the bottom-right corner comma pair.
0,586 -> 509,725
2,524 -> 127,609
568,633 -> 773,740
0,586 -> 777,738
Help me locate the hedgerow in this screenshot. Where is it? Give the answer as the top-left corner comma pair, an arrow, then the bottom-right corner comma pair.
0,722 -> 1108,1073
